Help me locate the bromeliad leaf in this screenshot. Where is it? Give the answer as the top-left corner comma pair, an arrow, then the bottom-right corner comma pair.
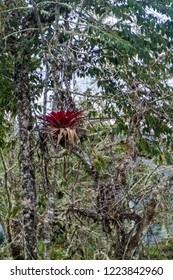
40,110 -> 86,146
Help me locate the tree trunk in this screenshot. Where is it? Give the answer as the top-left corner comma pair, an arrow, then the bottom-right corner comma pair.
44,156 -> 58,259
15,60 -> 37,260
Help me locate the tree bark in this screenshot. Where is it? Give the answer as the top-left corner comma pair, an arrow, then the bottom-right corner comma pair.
15,59 -> 37,260
44,156 -> 58,260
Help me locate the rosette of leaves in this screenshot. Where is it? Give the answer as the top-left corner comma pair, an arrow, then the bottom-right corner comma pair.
40,110 -> 86,147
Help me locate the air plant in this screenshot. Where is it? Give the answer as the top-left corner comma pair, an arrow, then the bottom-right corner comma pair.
40,110 -> 86,146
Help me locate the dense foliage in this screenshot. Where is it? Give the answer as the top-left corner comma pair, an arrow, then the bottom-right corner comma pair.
0,0 -> 173,259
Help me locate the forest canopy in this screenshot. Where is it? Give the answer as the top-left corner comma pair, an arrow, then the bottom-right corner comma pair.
0,0 -> 173,260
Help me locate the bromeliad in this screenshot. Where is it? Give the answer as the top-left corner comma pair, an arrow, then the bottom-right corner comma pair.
40,110 -> 86,146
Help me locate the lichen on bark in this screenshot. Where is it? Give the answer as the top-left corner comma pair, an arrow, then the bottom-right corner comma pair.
15,57 -> 37,259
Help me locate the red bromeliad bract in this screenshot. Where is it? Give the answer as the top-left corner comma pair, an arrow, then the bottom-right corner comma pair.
40,110 -> 86,146
41,110 -> 86,128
